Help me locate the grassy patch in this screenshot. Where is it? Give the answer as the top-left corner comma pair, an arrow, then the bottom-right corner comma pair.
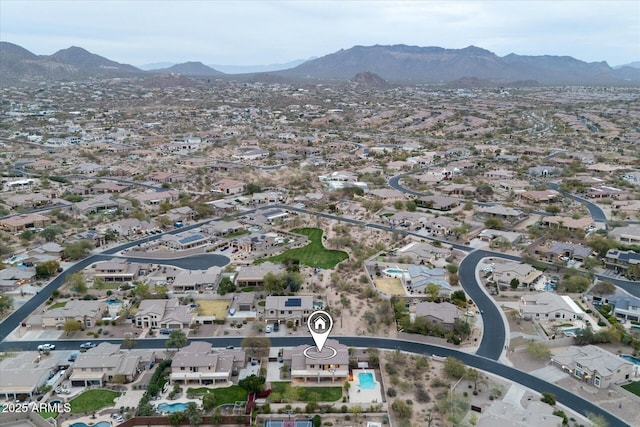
186,385 -> 248,405
225,229 -> 250,238
270,382 -> 342,402
38,412 -> 58,420
260,228 -> 348,269
622,381 -> 640,397
48,301 -> 67,310
240,286 -> 257,292
70,389 -> 120,413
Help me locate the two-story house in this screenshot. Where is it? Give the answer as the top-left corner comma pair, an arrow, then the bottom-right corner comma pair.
170,342 -> 246,386
262,296 -> 313,327
551,345 -> 634,388
282,339 -> 349,384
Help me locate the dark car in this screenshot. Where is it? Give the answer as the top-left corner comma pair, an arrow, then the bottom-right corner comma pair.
273,322 -> 280,332
159,328 -> 172,335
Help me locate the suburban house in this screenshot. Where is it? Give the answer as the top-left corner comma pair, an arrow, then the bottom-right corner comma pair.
536,242 -> 593,262
519,293 -> 585,321
172,267 -> 222,292
135,189 -> 180,206
235,262 -> 285,287
72,194 -> 132,215
404,266 -> 451,295
519,189 -> 561,204
93,258 -> 141,283
491,262 -> 543,289
147,171 -> 187,183
212,178 -> 246,195
104,218 -> 159,237
70,343 -> 154,387
551,345 -> 634,388
0,352 -> 59,400
604,250 -> 640,275
135,299 -> 194,330
590,291 -> 640,322
413,301 -> 459,331
27,300 -> 107,329
0,266 -> 36,291
476,401 -> 564,427
170,342 -> 246,385
608,225 -> 640,245
160,232 -> 212,250
201,220 -> 245,237
0,213 -> 52,232
540,216 -> 594,232
415,195 -> 460,211
476,206 -> 527,224
262,295 -> 314,327
282,339 -> 349,384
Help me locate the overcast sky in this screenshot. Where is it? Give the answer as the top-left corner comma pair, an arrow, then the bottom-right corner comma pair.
1,1 -> 638,67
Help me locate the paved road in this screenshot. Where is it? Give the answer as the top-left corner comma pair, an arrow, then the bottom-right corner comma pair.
0,336 -> 627,427
548,182 -> 607,223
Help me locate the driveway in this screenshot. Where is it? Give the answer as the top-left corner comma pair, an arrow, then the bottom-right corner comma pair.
529,365 -> 570,383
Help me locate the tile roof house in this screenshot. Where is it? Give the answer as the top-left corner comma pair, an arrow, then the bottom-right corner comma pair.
550,345 -> 634,388
414,301 -> 459,331
476,401 -> 563,427
0,213 -> 52,232
405,266 -> 451,295
0,352 -> 58,399
93,258 -> 141,282
235,262 -> 286,287
69,343 -> 153,387
135,299 -> 194,330
604,250 -> 640,275
491,262 -> 543,289
262,295 -> 314,326
519,293 -> 585,321
608,225 -> 640,245
282,339 -> 349,384
170,342 -> 246,386
172,267 -> 222,292
28,300 -> 107,329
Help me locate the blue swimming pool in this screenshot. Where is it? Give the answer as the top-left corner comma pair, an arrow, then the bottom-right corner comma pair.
358,372 -> 376,390
620,354 -> 640,365
106,300 -> 121,306
544,283 -> 555,291
562,327 -> 582,336
70,422 -> 110,427
157,402 -> 189,413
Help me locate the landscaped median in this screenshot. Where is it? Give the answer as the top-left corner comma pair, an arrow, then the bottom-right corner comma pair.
259,227 -> 348,269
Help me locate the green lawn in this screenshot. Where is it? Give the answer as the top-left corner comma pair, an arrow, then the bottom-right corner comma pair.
186,385 -> 248,405
38,412 -> 58,420
270,382 -> 342,402
260,228 -> 348,269
48,301 -> 67,310
69,389 -> 120,413
622,381 -> 640,397
225,229 -> 250,238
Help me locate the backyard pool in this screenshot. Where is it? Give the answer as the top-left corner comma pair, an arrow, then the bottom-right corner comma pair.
70,422 -> 110,427
562,327 -> 582,337
383,268 -> 408,278
358,372 -> 376,390
106,300 -> 121,306
620,354 -> 640,365
157,402 -> 190,413
544,283 -> 555,292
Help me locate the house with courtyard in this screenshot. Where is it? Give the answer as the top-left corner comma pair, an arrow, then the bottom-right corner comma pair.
404,266 -> 451,295
0,213 -> 52,232
169,341 -> 246,385
282,339 -> 349,384
590,290 -> 640,322
172,267 -> 222,292
135,299 -> 194,330
27,300 -> 107,329
70,343 -> 154,387
92,258 -> 141,282
262,295 -> 314,327
550,345 -> 634,388
413,301 -> 459,331
536,241 -> 593,262
235,262 -> 285,287
491,262 -> 543,289
519,293 -> 585,321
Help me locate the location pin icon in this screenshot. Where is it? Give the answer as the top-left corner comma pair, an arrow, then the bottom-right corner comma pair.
308,310 -> 333,352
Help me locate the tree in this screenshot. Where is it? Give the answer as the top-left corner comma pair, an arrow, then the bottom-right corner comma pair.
0,295 -> 14,314
93,277 -> 106,290
41,225 -> 63,242
541,392 -> 556,406
426,283 -> 441,302
405,200 -> 417,212
19,229 -> 35,242
545,205 -> 561,215
246,183 -> 262,194
168,411 -> 185,427
63,240 -> 93,260
443,357 -> 466,378
185,401 -> 202,426
394,200 -> 404,210
526,342 -> 551,360
509,278 -> 520,289
238,374 -> 265,394
484,217 -> 503,229
210,409 -> 223,425
451,290 -> 467,307
391,399 -> 412,418
586,412 -> 608,427
263,272 -> 284,293
35,260 -> 60,278
63,319 -> 82,336
350,404 -> 362,420
166,330 -> 188,349
123,336 -> 137,350
217,277 -> 236,295
446,263 -> 459,274
285,271 -> 303,292
241,336 -> 271,359
66,272 -> 87,293
202,391 -> 216,410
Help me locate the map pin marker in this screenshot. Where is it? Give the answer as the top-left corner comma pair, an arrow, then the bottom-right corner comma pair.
308,310 -> 333,353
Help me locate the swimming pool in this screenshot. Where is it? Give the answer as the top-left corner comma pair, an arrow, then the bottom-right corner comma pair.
157,402 -> 189,413
383,268 -> 407,278
544,283 -> 555,292
70,422 -> 110,427
358,372 -> 376,390
620,354 -> 640,365
106,300 -> 121,306
562,327 -> 582,337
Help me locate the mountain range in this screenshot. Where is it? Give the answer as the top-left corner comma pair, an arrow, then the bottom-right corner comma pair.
1,41 -> 638,87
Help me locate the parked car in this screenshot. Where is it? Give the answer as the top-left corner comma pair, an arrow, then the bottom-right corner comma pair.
273,322 -> 280,332
265,326 -> 272,333
80,342 -> 97,349
37,344 -> 55,352
159,328 -> 172,335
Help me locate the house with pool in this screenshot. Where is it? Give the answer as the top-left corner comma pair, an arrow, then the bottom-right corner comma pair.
282,339 -> 349,384
550,345 -> 635,388
169,341 -> 246,386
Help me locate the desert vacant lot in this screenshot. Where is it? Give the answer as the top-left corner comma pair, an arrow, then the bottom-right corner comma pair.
375,278 -> 405,296
196,299 -> 231,319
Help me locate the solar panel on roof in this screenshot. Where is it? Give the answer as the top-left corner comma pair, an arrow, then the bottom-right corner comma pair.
179,234 -> 204,244
285,298 -> 301,307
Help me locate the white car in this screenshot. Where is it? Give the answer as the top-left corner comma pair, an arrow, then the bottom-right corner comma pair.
37,344 -> 56,352
265,326 -> 272,333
